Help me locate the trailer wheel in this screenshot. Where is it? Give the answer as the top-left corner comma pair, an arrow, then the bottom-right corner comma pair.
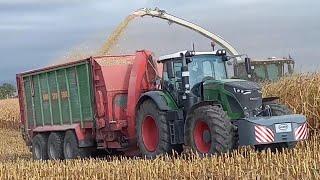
32,134 -> 49,160
186,105 -> 236,155
48,132 -> 64,160
136,99 -> 174,158
63,130 -> 90,159
258,103 -> 297,150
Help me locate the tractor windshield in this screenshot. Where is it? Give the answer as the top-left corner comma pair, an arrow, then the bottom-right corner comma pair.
189,55 -> 227,87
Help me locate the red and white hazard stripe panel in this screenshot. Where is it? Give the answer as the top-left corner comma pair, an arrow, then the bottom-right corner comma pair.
255,125 -> 275,143
295,123 -> 308,140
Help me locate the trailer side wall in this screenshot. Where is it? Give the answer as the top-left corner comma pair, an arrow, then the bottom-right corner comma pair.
21,60 -> 94,129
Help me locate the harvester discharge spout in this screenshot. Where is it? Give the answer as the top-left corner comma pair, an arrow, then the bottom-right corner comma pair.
132,8 -> 241,61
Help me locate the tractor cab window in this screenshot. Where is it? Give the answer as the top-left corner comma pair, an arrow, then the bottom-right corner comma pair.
254,65 -> 266,80
189,55 -> 226,87
162,59 -> 183,91
284,62 -> 294,75
283,63 -> 289,74
266,64 -> 279,81
288,63 -> 294,74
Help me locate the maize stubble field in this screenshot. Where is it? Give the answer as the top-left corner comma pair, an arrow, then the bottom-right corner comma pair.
0,74 -> 320,179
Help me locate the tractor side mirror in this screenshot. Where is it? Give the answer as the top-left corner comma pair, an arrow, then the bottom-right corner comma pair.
222,55 -> 228,61
186,57 -> 193,64
245,57 -> 252,74
167,61 -> 175,79
185,51 -> 195,57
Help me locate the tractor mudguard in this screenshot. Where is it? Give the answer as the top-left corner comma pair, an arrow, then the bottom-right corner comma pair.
187,101 -> 221,115
137,91 -> 178,111
234,114 -> 308,146
137,91 -> 184,144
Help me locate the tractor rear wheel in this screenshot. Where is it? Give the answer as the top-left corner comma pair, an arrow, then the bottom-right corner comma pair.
257,103 -> 297,151
136,99 -> 176,158
186,105 -> 236,155
48,132 -> 64,160
32,134 -> 49,160
269,103 -> 293,115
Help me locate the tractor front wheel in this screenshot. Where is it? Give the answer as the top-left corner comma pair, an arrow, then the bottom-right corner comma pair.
136,99 -> 176,158
186,105 -> 236,155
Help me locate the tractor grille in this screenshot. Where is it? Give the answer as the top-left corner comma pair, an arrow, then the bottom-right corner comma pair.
224,81 -> 262,116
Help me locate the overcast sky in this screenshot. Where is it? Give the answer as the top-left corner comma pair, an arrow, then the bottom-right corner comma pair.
1,0 -> 319,83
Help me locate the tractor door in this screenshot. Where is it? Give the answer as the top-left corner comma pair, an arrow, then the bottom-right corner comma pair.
162,59 -> 184,106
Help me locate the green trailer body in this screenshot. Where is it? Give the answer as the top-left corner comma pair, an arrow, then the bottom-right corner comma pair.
21,60 -> 94,129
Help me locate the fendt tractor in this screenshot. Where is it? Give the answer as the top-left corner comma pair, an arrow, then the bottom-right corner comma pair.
17,9 -> 308,160
234,57 -> 295,82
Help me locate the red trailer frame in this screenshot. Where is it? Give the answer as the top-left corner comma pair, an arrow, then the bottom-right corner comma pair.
17,50 -> 158,156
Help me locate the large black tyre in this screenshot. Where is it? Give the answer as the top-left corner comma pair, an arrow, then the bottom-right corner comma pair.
269,103 -> 293,115
48,132 -> 64,160
63,130 -> 91,159
185,105 -> 236,155
32,134 -> 49,160
136,99 -> 177,158
256,103 -> 297,151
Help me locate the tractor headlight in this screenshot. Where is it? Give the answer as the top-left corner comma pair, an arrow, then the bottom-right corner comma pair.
233,88 -> 252,95
216,49 -> 227,56
185,50 -> 195,57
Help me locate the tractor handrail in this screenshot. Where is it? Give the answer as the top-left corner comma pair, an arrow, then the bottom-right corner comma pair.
132,8 -> 241,61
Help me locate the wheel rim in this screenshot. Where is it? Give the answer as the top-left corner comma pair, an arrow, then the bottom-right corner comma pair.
193,120 -> 211,153
141,115 -> 159,152
65,142 -> 72,158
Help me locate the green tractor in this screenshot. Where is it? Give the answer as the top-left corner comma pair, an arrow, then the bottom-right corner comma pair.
136,49 -> 307,158
234,57 -> 295,82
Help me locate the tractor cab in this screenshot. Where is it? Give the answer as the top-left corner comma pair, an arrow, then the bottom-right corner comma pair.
158,49 -> 253,112
234,57 -> 295,82
159,50 -> 228,89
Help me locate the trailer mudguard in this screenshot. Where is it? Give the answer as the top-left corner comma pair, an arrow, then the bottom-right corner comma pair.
234,114 -> 308,146
137,91 -> 178,111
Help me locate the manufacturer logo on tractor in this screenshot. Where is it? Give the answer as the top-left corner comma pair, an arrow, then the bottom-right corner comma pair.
275,123 -> 292,133
278,124 -> 288,130
250,97 -> 260,101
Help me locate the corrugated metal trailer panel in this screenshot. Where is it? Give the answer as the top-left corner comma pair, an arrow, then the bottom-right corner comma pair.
22,60 -> 94,128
